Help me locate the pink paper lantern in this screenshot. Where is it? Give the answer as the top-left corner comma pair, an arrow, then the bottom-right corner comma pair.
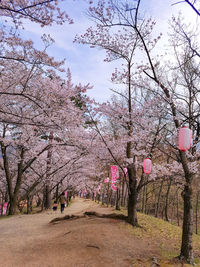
143,158 -> 151,174
3,202 -> 7,215
104,177 -> 109,183
110,165 -> 119,181
178,126 -> 192,152
111,180 -> 117,191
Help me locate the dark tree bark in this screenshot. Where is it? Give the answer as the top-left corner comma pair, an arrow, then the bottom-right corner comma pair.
155,180 -> 164,218
195,190 -> 199,234
44,131 -> 53,210
182,0 -> 200,16
176,189 -> 180,226
107,183 -> 110,207
43,184 -> 51,210
179,176 -> 193,263
145,183 -> 148,214
121,178 -> 125,206
7,146 -> 25,215
127,163 -> 138,226
26,195 -> 33,214
36,195 -> 42,207
55,184 -> 59,203
124,182 -> 128,208
8,196 -> 17,215
165,178 -> 172,221
115,188 -> 120,210
142,182 -> 146,213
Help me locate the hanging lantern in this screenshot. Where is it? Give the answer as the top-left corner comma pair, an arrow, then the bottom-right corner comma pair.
143,158 -> 152,174
104,177 -> 109,183
178,126 -> 192,152
112,184 -> 117,191
111,181 -> 117,191
3,202 -> 7,215
110,165 -> 119,181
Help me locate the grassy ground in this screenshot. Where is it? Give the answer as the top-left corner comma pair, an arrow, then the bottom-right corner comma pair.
115,208 -> 200,266
0,215 -> 12,220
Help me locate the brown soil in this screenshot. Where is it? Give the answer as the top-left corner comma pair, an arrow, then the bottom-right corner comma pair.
0,198 -> 162,267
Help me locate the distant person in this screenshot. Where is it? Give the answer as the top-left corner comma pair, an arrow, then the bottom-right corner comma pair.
59,192 -> 66,213
52,201 -> 58,211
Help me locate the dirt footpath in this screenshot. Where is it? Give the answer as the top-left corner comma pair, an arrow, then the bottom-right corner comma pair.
0,198 -> 156,267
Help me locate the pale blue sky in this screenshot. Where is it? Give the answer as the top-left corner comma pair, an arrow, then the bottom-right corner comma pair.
21,0 -> 197,103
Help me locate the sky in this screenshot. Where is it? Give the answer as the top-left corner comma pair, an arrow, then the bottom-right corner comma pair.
21,0 -> 198,103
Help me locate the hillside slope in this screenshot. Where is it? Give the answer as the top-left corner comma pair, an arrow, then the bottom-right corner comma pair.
0,198 -> 199,267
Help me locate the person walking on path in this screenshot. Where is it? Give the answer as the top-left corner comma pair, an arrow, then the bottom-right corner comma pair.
52,201 -> 58,211
59,192 -> 67,213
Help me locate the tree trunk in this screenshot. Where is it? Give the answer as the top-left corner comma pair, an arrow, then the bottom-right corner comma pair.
124,183 -> 128,208
27,196 -> 32,214
44,184 -> 51,210
44,131 -> 53,210
5,191 -> 8,203
155,180 -> 163,217
142,182 -> 146,213
109,189 -> 112,206
178,150 -> 194,264
7,146 -> 25,215
107,184 -> 110,207
145,183 -> 148,214
127,163 -> 138,226
115,188 -> 120,210
176,189 -> 180,226
36,198 -> 41,207
179,182 -> 193,264
121,179 -> 125,206
97,193 -> 100,204
55,184 -> 59,203
165,177 -> 172,222
102,193 -> 105,205
195,190 -> 199,234
8,196 -> 17,215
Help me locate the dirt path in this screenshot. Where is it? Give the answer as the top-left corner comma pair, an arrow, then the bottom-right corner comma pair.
0,198 -> 156,267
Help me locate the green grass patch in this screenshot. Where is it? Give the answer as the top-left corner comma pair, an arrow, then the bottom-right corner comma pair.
0,215 -> 12,220
117,210 -> 200,266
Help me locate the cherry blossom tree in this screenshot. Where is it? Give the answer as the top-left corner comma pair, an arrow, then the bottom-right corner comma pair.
75,0 -> 164,226
0,0 -> 72,122
0,0 -> 73,27
76,0 -> 200,263
0,0 -> 101,214
0,64 -> 93,214
83,87 -> 172,217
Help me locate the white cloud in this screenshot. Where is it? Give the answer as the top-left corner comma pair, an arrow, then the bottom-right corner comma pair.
19,0 -> 200,103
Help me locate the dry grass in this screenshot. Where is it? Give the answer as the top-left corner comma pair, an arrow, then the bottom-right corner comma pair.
117,209 -> 200,266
